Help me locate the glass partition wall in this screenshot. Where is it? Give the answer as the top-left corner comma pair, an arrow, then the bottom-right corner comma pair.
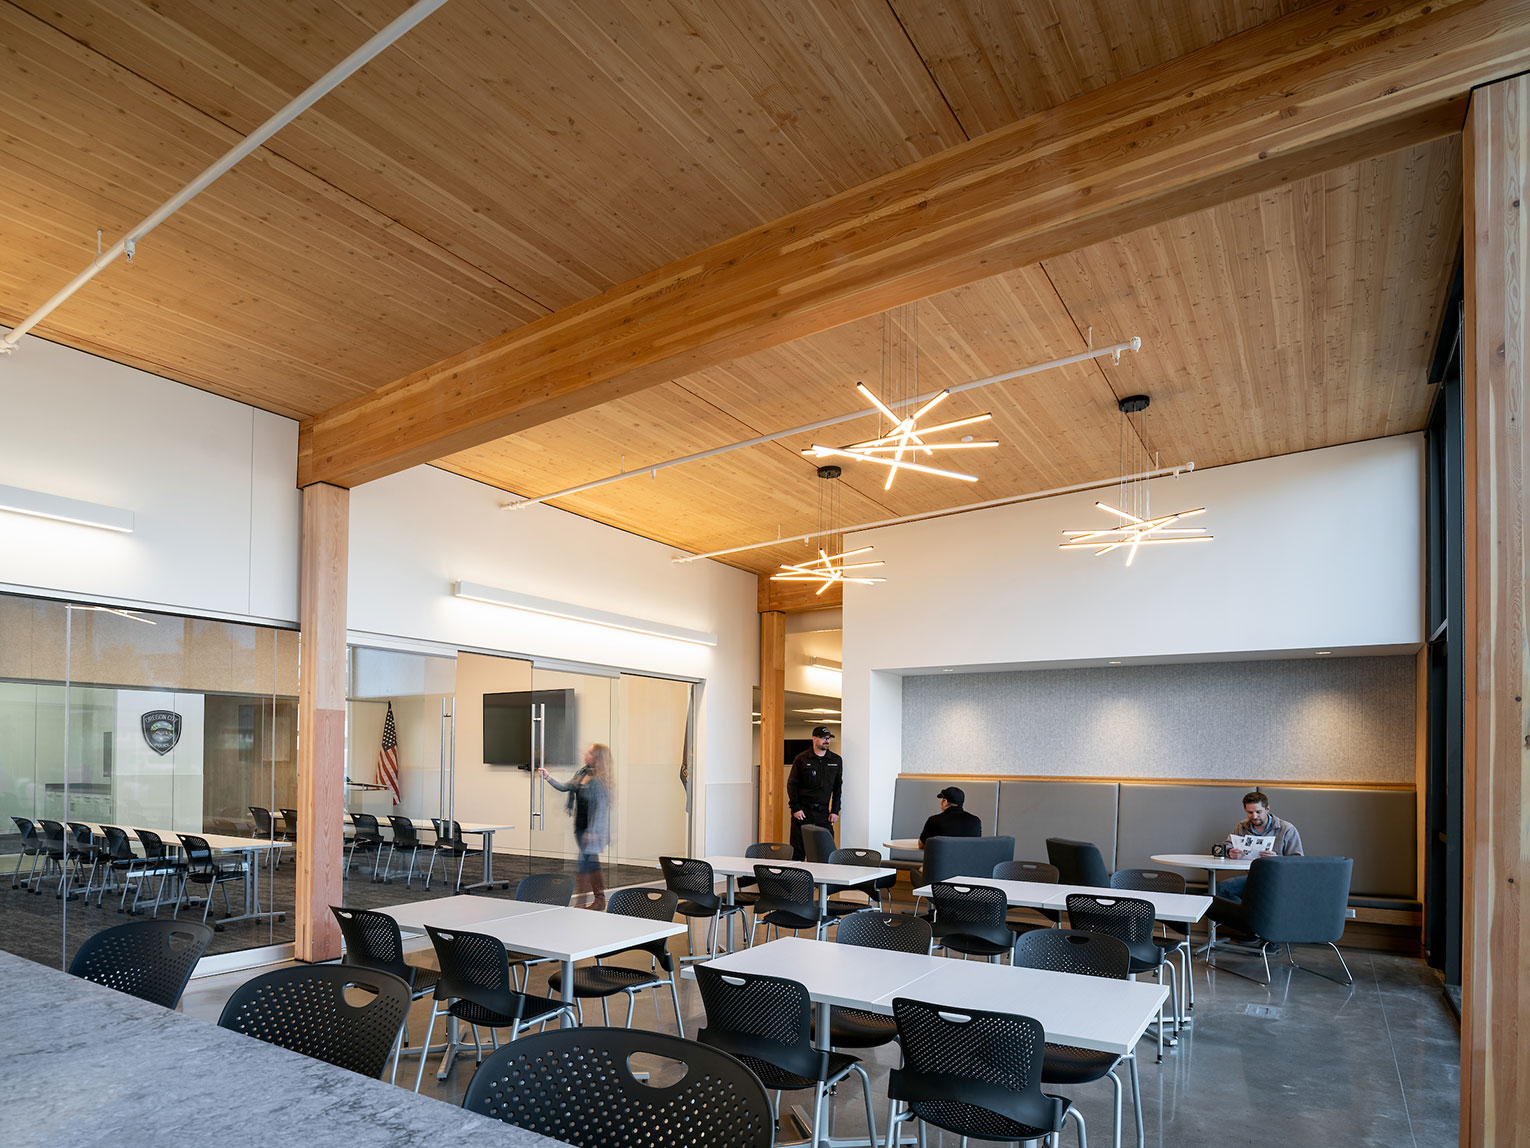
342,646 -> 691,910
0,592 -> 296,967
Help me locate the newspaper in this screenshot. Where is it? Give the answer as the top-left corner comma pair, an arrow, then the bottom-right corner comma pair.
1226,833 -> 1276,859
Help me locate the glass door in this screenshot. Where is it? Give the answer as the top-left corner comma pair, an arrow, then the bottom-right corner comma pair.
528,665 -> 617,902
454,651 -> 534,892
346,646 -> 457,900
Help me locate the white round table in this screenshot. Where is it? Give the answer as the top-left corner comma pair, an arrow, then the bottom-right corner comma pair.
1150,853 -> 1254,952
883,838 -> 922,852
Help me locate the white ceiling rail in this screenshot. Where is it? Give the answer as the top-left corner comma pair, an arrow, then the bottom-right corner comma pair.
0,0 -> 451,356
672,462 -> 1193,563
503,338 -> 1142,510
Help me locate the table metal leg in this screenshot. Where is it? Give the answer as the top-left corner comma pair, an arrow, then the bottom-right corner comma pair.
1194,870 -> 1221,955
461,829 -> 510,891
726,876 -> 737,952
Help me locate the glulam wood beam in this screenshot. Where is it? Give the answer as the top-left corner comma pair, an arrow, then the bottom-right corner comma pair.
297,0 -> 1526,490
1460,72 -> 1530,1148
758,573 -> 844,614
759,611 -> 787,843
294,483 -> 348,963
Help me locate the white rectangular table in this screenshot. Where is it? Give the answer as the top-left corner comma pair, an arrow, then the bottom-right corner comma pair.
913,874 -> 1212,924
81,823 -> 291,925
376,893 -> 556,934
705,855 -> 895,945
385,897 -> 686,1081
688,937 -> 1167,1145
688,936 -> 1166,1056
348,816 -> 515,891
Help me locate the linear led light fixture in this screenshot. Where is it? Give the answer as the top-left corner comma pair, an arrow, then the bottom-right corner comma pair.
675,462 -> 1193,563
453,581 -> 717,647
505,338 -> 1141,511
0,484 -> 134,532
810,657 -> 843,673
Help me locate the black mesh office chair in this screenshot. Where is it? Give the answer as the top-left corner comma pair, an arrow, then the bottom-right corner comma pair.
828,846 -> 895,913
695,965 -> 878,1146
887,996 -> 1084,1147
814,910 -> 932,1069
331,905 -> 442,1083
415,925 -> 578,1092
33,819 -> 67,896
9,816 -> 43,890
1113,866 -> 1194,1013
930,881 -> 1016,961
1015,929 -> 1142,1148
994,859 -> 1063,933
68,919 -> 214,1009
734,842 -> 794,918
660,856 -> 744,961
93,826 -> 136,906
382,815 -> 426,885
463,1027 -> 773,1147
345,812 -> 386,879
1066,892 -> 1177,1059
547,888 -> 685,1034
1047,837 -> 1111,887
748,864 -> 830,944
64,822 -> 103,900
125,828 -> 183,916
176,833 -> 248,927
424,819 -> 482,891
218,964 -> 411,1078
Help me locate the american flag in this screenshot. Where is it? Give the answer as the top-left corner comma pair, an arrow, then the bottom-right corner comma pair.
376,701 -> 402,805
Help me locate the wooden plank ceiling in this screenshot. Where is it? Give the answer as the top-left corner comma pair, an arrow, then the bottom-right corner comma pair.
0,0 -> 1461,572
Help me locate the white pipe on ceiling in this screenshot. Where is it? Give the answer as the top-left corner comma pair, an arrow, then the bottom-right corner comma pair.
503,337 -> 1142,510
0,0 -> 452,356
672,462 -> 1193,563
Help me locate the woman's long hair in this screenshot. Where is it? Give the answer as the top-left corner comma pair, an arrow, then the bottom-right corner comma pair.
586,743 -> 613,777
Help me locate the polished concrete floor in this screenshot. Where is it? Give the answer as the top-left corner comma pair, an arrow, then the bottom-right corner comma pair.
176,924 -> 1460,1148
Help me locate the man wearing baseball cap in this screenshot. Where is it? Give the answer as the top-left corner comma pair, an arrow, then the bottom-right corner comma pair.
917,786 -> 983,849
787,725 -> 842,860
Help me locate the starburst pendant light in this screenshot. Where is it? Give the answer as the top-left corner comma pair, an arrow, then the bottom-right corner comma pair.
771,465 -> 887,595
1061,395 -> 1212,566
802,303 -> 999,489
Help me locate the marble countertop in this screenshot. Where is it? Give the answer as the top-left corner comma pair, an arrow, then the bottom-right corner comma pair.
0,949 -> 569,1148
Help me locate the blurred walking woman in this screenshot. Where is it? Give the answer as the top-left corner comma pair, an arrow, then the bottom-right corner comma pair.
538,744 -> 611,910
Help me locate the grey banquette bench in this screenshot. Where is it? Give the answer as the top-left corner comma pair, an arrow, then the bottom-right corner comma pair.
887,776 -> 1419,928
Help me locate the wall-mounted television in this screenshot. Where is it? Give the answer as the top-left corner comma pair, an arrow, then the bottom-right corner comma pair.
483,689 -> 576,768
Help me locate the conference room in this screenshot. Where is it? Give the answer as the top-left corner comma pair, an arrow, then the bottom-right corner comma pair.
1,2 -> 1522,1146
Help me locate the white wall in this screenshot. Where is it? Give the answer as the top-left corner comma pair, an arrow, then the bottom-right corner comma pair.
347,465 -> 759,854
0,331 -> 301,623
841,435 -> 1424,846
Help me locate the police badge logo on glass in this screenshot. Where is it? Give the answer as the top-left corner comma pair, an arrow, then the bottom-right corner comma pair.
141,710 -> 182,756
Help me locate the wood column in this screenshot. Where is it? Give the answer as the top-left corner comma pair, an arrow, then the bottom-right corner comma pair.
759,610 -> 787,842
295,482 -> 349,962
1460,72 -> 1529,1148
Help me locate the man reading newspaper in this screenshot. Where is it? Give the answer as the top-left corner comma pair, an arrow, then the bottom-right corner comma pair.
1217,790 -> 1304,903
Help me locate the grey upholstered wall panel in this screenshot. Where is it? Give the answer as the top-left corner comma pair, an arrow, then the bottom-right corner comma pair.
902,657 -> 1416,783
996,780 -> 1120,869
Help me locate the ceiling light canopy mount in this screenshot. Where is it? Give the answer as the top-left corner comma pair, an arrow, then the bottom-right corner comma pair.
1061,394 -> 1213,567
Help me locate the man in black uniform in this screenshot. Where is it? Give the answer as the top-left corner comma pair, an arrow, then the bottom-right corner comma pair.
787,725 -> 842,860
917,786 -> 983,848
